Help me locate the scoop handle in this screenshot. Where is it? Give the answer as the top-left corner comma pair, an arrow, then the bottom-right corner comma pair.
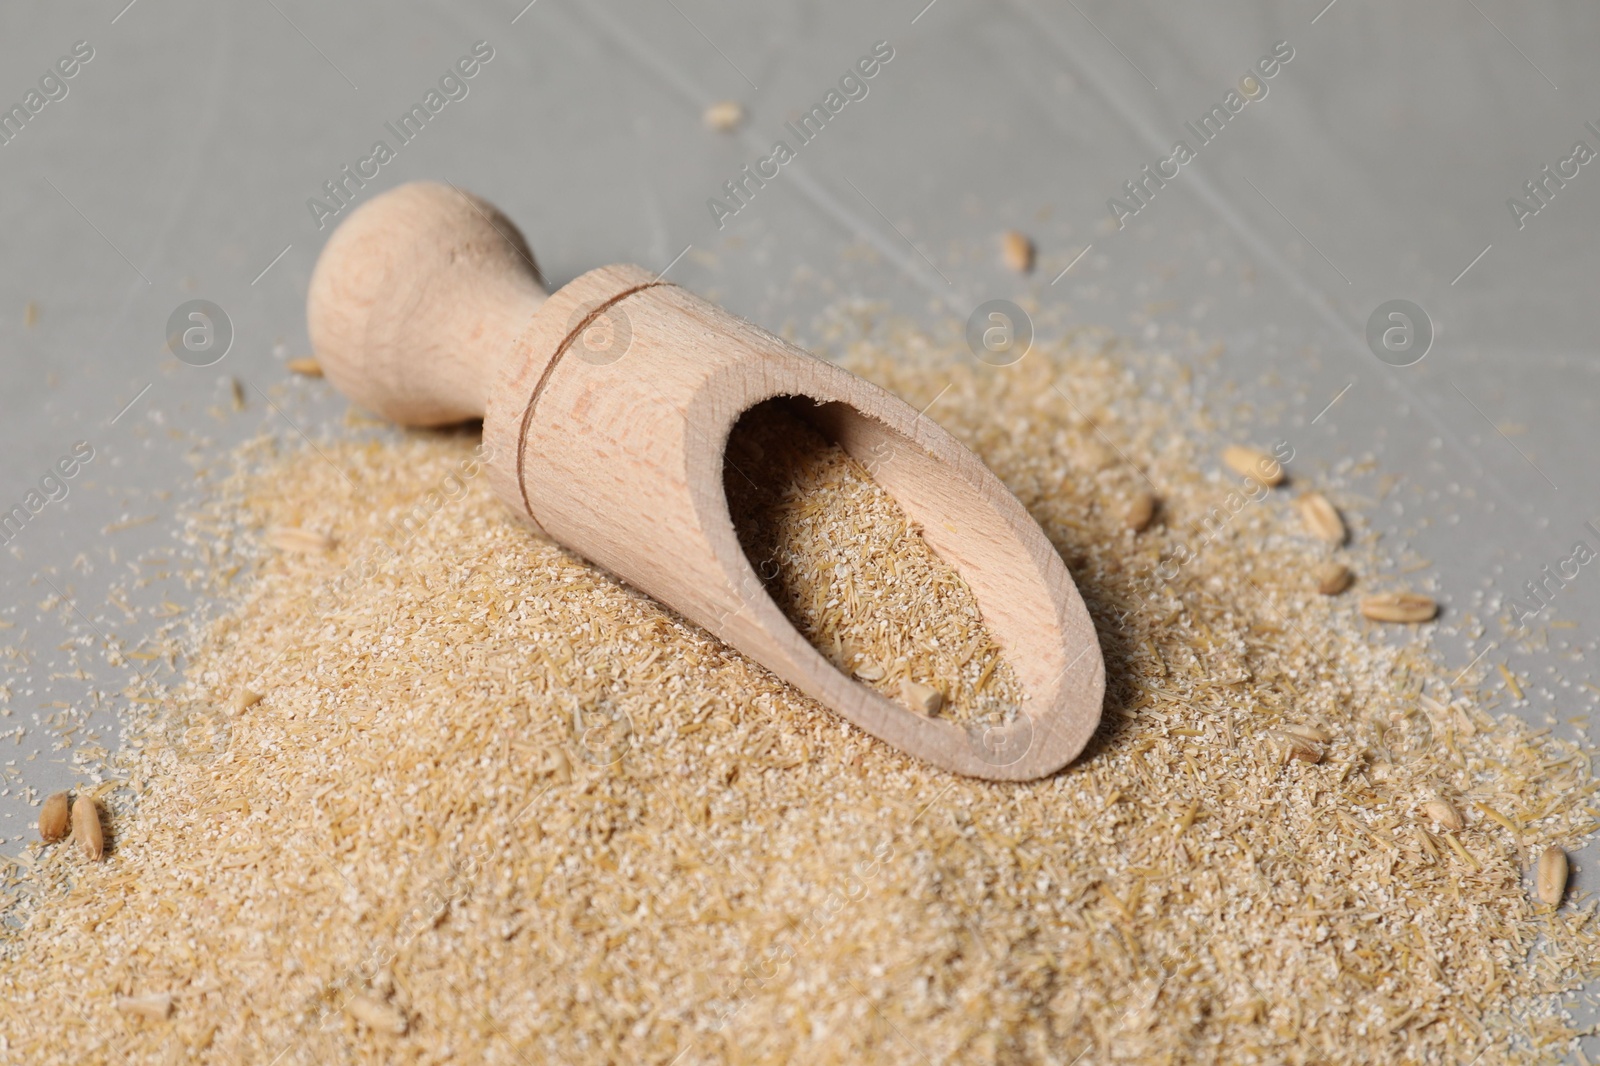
306,181 -> 547,427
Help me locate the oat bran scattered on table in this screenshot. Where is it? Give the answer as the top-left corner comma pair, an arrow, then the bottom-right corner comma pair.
0,322 -> 1596,1066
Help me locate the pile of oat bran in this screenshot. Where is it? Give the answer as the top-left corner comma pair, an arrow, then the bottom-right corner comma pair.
0,325 -> 1595,1065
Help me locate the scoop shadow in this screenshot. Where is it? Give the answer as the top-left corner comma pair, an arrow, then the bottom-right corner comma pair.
1032,527 -> 1146,774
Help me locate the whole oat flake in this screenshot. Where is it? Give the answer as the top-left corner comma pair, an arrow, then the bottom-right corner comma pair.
0,319 -> 1596,1065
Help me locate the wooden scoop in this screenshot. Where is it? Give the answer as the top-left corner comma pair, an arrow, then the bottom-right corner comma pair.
306,181 -> 1104,780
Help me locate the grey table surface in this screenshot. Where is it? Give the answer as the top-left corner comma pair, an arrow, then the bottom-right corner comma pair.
1,0 -> 1598,1055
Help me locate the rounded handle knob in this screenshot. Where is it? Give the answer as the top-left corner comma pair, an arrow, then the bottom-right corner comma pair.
306,181 -> 547,426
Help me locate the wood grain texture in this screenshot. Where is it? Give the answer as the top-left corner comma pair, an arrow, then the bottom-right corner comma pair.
309,182 -> 1105,780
